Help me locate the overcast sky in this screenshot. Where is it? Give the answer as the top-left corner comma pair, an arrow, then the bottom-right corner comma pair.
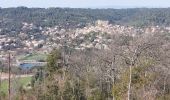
0,0 -> 170,8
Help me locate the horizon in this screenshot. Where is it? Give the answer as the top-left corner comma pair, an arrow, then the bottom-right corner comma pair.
0,6 -> 170,9
1,0 -> 170,9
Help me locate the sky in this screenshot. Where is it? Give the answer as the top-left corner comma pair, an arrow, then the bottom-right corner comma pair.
0,0 -> 170,8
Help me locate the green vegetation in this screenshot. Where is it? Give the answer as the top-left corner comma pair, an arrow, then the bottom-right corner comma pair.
1,7 -> 170,37
112,59 -> 155,100
18,53 -> 47,61
0,76 -> 32,93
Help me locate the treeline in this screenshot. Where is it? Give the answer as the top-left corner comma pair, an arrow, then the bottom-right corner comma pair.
1,7 -> 170,29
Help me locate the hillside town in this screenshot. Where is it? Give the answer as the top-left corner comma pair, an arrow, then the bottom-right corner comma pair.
1,20 -> 170,53
1,20 -> 170,69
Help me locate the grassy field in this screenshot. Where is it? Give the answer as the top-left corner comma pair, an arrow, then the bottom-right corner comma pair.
0,76 -> 32,93
18,53 -> 47,61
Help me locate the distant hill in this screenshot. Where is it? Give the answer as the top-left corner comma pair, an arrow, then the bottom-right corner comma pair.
1,7 -> 170,35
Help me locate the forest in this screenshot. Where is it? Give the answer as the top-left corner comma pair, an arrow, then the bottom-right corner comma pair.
1,7 -> 170,29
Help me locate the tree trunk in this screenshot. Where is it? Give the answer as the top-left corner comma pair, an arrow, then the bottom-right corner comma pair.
127,65 -> 132,100
163,75 -> 168,99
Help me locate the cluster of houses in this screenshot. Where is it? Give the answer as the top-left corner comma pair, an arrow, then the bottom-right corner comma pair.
0,20 -> 170,60
1,20 -> 170,53
42,20 -> 170,50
